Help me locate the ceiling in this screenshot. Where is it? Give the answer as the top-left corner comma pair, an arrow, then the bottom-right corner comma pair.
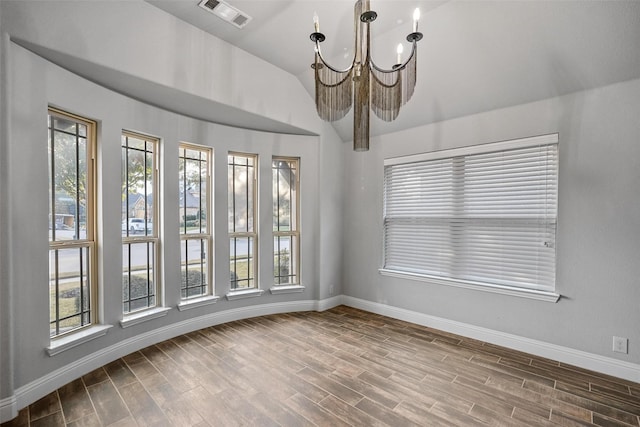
146,0 -> 640,142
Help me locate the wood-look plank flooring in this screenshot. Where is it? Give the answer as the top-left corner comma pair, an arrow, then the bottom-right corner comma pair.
3,306 -> 639,426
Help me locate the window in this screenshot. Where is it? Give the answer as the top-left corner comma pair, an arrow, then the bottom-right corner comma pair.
273,157 -> 300,285
48,108 -> 97,337
382,134 -> 558,295
228,153 -> 257,290
179,144 -> 212,299
121,131 -> 159,313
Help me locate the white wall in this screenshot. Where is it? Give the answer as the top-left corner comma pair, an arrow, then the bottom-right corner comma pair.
342,77 -> 640,368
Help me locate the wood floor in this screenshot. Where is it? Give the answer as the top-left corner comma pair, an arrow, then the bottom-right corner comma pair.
3,306 -> 639,427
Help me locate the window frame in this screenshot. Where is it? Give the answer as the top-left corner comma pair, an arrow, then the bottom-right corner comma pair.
228,152 -> 258,291
179,142 -> 213,300
48,107 -> 98,338
121,130 -> 161,314
272,156 -> 300,286
381,133 -> 560,302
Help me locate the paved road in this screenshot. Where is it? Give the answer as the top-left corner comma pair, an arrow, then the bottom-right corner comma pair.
50,229 -> 290,277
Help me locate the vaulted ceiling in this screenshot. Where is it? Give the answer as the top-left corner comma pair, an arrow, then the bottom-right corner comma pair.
148,0 -> 640,142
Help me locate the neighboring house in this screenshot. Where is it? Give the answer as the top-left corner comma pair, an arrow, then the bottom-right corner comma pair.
122,193 -> 153,220
179,189 -> 201,221
52,192 -> 82,229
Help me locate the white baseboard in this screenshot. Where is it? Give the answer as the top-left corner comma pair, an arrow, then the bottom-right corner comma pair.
342,295 -> 640,384
4,294 -> 637,424
0,396 -> 17,424
316,294 -> 344,311
0,298 -> 339,423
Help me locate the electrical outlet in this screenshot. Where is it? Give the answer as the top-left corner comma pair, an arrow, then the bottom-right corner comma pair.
329,285 -> 335,296
613,336 -> 628,354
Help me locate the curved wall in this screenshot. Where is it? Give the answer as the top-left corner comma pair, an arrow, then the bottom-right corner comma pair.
0,5 -> 346,417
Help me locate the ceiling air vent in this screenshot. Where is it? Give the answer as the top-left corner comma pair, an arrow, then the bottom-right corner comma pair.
198,0 -> 252,29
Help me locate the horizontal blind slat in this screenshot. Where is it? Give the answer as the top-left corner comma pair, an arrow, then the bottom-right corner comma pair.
383,141 -> 558,291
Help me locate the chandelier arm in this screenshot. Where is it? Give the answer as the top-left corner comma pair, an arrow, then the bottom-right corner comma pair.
369,41 -> 417,74
314,42 -> 356,74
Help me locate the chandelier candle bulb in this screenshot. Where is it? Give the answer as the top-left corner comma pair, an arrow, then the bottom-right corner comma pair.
313,12 -> 320,32
396,43 -> 403,64
413,8 -> 420,33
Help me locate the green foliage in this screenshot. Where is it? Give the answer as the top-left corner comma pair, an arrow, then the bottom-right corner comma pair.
122,274 -> 153,301
181,269 -> 206,298
274,249 -> 291,284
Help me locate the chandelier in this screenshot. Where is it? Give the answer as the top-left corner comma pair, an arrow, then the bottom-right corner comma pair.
310,0 -> 423,151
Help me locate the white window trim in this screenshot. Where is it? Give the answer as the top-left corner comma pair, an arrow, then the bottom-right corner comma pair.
226,288 -> 264,301
120,307 -> 171,329
177,295 -> 220,311
269,285 -> 305,295
47,325 -> 113,356
384,133 -> 559,166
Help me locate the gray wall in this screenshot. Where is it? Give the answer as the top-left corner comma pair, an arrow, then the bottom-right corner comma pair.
0,1 -> 346,411
5,41 -> 328,388
342,77 -> 640,365
0,0 -> 320,135
2,0 -> 639,419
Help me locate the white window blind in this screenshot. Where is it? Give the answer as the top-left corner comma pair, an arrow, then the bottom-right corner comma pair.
383,134 -> 558,293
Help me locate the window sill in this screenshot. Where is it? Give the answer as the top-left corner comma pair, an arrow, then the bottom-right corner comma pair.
177,295 -> 220,311
269,284 -> 305,295
379,269 -> 561,303
47,325 -> 113,356
120,307 -> 171,329
226,288 -> 264,301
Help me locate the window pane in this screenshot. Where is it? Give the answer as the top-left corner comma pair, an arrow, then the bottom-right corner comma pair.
51,132 -> 81,241
274,235 -> 298,285
53,117 -> 76,133
49,246 -> 91,337
122,134 -> 154,238
127,136 -> 146,151
229,237 -> 254,290
198,161 -> 207,234
122,241 -> 156,313
234,165 -> 248,232
228,155 -> 254,233
181,238 -> 208,299
180,146 -> 209,236
273,161 -> 293,232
